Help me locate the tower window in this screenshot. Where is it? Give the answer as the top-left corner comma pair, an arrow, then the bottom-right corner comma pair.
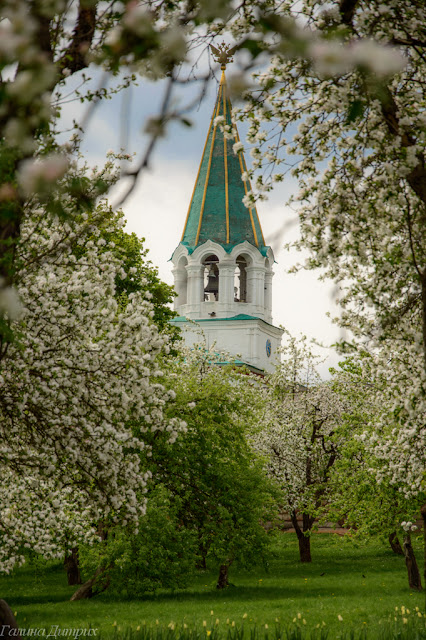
203,255 -> 219,302
234,256 -> 248,302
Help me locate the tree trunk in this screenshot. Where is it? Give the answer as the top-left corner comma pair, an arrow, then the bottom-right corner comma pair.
216,560 -> 233,589
403,533 -> 423,591
197,540 -> 208,570
70,577 -> 95,601
389,532 -> 404,555
0,600 -> 21,639
421,504 -> 426,609
290,510 -> 313,563
196,556 -> 207,570
64,547 -> 82,585
297,533 -> 312,563
70,566 -> 110,601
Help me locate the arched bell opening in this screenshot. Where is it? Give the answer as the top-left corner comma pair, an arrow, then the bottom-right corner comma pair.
203,254 -> 219,302
234,255 -> 248,303
173,255 -> 188,309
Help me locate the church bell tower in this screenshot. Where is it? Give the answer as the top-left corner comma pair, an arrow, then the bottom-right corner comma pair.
170,44 -> 283,373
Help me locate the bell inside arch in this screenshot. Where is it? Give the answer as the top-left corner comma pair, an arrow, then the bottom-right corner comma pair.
203,255 -> 219,301
204,267 -> 219,294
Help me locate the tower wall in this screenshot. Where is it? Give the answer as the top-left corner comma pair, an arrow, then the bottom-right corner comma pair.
170,315 -> 282,374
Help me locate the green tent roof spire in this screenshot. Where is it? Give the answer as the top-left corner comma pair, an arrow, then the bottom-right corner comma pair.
180,63 -> 267,255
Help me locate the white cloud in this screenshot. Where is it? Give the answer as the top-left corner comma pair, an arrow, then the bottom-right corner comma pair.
122,161 -> 194,284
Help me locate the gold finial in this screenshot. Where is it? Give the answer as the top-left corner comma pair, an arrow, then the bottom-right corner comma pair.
210,42 -> 237,70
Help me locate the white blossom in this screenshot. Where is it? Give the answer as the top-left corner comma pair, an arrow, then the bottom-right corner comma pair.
0,205 -> 183,571
18,155 -> 69,196
0,281 -> 22,320
233,141 -> 244,154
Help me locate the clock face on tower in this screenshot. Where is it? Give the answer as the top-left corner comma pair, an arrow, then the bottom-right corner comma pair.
266,339 -> 272,358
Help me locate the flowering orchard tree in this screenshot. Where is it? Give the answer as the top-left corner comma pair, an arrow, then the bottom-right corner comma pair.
0,0 -> 200,319
354,339 -> 426,586
99,213 -> 176,332
323,356 -> 424,590
0,0 -> 410,304
252,334 -> 358,563
1,0 -> 420,582
0,161 -> 184,574
238,1 -> 425,502
253,333 -> 423,585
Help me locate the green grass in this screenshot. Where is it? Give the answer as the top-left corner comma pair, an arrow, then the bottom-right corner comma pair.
1,534 -> 424,639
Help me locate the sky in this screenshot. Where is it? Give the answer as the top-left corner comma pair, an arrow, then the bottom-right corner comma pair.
59,62 -> 343,376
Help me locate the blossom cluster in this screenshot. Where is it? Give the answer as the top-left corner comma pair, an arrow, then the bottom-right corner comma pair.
251,335 -> 350,514
240,0 -> 426,499
0,204 -> 184,572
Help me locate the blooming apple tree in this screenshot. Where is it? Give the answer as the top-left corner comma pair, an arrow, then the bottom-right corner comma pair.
251,334 -> 360,562
237,0 -> 425,502
0,0 -> 411,300
0,160 -> 184,573
319,353 -> 424,590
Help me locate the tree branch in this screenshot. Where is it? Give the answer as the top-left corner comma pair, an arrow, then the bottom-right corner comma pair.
59,3 -> 98,74
339,0 -> 359,28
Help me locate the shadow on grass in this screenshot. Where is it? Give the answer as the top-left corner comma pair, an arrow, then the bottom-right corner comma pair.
7,581 -> 385,608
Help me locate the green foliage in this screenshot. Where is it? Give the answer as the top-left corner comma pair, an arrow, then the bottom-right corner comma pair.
79,347 -> 277,596
151,349 -> 278,573
73,204 -> 178,336
0,142 -> 22,294
81,485 -> 197,597
99,213 -> 176,329
132,347 -> 279,581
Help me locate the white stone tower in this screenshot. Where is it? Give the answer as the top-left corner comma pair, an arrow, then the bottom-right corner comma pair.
170,45 -> 282,373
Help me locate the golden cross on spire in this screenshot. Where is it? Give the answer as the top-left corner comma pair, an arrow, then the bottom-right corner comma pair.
210,42 -> 237,70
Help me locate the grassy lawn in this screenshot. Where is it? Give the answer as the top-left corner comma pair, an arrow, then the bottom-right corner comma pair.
1,533 -> 424,639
